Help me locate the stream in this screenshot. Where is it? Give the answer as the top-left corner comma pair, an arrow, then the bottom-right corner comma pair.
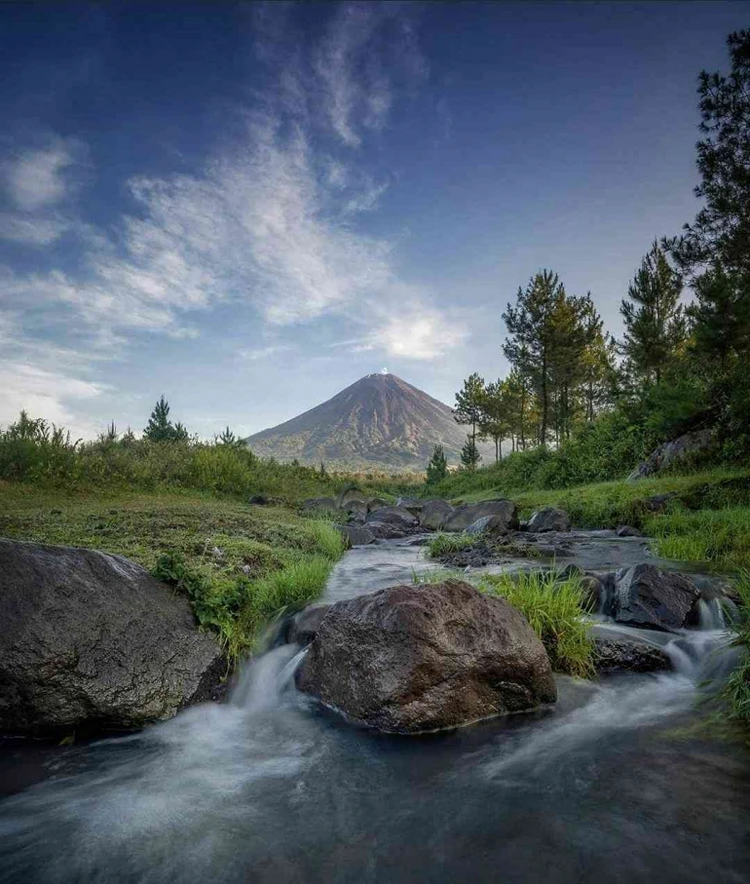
1,536 -> 749,883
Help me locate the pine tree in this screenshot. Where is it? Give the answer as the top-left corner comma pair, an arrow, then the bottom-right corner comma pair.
460,434 -> 481,471
579,295 -> 616,423
477,380 -> 510,461
668,30 -> 750,277
454,373 -> 486,443
143,396 -> 174,442
503,270 -> 590,445
619,242 -> 686,388
425,444 -> 448,484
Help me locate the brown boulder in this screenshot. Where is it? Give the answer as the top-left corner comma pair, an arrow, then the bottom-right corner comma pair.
295,580 -> 556,734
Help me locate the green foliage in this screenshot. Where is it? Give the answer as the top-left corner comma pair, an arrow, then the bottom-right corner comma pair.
645,506 -> 750,570
0,485 -> 345,662
425,444 -> 448,485
428,410 -> 655,498
0,411 -> 345,504
619,241 -> 686,388
426,533 -> 477,558
454,372 -> 485,441
143,396 -> 186,443
479,571 -> 595,677
460,434 -> 481,471
725,571 -> 750,729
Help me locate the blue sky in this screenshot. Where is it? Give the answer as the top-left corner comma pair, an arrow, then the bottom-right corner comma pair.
0,1 -> 747,439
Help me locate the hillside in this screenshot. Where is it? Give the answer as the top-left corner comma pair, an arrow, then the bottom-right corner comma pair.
244,373 -> 493,470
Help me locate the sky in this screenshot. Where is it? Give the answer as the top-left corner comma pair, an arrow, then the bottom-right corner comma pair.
1,1 -> 747,440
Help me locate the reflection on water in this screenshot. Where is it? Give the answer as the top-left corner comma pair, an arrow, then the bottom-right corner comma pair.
0,540 -> 749,884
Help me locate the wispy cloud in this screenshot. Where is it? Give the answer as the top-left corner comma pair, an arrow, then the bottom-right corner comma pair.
0,2 -> 460,434
0,136 -> 87,246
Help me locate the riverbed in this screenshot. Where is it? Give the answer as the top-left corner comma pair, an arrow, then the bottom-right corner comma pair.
0,537 -> 748,884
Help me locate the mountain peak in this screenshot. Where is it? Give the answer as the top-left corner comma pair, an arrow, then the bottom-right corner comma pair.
244,374 -> 490,471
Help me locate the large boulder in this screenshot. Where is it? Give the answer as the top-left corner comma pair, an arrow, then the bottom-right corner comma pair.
364,506 -> 418,529
419,499 -> 454,531
338,524 -> 376,548
295,580 -> 556,734
341,500 -> 368,522
301,497 -> 339,517
628,429 -> 716,480
613,564 -> 700,630
0,539 -> 225,736
442,500 -> 519,533
527,507 -> 572,533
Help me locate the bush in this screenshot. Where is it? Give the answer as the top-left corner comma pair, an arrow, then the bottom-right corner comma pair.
426,533 -> 477,558
0,412 -> 347,504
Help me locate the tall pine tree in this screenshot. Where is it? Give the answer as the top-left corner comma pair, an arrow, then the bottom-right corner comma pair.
619,242 -> 685,388
454,373 -> 486,443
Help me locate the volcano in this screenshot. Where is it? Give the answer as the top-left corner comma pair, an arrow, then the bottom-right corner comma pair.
244,373 -> 491,471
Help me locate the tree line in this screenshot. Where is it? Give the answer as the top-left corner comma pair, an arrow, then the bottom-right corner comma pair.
429,29 -> 750,478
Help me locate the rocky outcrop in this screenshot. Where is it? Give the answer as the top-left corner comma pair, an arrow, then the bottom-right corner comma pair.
593,637 -> 672,674
628,429 -> 716,480
419,499 -> 454,531
296,580 -> 556,734
0,539 -> 225,737
338,525 -> 376,547
442,500 -> 519,533
527,507 -> 572,533
612,564 -> 700,630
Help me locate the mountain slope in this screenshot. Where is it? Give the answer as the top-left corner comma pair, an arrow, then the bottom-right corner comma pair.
244,373 -> 492,471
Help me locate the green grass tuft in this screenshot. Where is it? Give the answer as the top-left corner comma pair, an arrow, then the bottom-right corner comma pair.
479,570 -> 595,678
426,533 -> 477,558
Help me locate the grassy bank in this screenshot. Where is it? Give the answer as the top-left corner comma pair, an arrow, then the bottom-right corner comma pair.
0,482 -> 345,661
430,468 -> 750,572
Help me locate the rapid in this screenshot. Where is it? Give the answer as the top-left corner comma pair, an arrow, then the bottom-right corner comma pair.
1,537 -> 749,884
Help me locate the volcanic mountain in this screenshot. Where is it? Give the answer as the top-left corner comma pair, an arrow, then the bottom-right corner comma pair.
244,373 -> 491,471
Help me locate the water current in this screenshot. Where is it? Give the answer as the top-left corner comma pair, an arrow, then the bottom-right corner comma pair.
1,536 -> 749,883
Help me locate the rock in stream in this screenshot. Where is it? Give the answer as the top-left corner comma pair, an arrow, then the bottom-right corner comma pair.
296,579 -> 557,734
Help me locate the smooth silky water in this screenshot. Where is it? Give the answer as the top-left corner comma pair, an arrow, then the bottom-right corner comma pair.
1,538 -> 749,884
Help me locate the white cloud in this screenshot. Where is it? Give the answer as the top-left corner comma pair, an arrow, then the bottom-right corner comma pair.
238,344 -> 294,361
4,140 -> 80,210
0,361 -> 104,437
0,137 -> 86,245
1,3 -> 456,384
359,300 -> 469,360
314,3 -> 425,147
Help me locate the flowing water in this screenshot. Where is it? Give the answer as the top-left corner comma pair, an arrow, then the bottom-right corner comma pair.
1,538 -> 749,884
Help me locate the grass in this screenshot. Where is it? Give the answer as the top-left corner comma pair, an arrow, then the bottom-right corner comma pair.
478,571 -> 595,678
645,507 -> 750,570
426,533 -> 477,558
0,482 -> 345,661
726,571 -> 750,731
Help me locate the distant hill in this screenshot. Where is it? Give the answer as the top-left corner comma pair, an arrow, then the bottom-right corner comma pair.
244,373 -> 493,471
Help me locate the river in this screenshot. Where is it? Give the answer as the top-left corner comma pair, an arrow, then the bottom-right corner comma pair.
1,537 -> 749,883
